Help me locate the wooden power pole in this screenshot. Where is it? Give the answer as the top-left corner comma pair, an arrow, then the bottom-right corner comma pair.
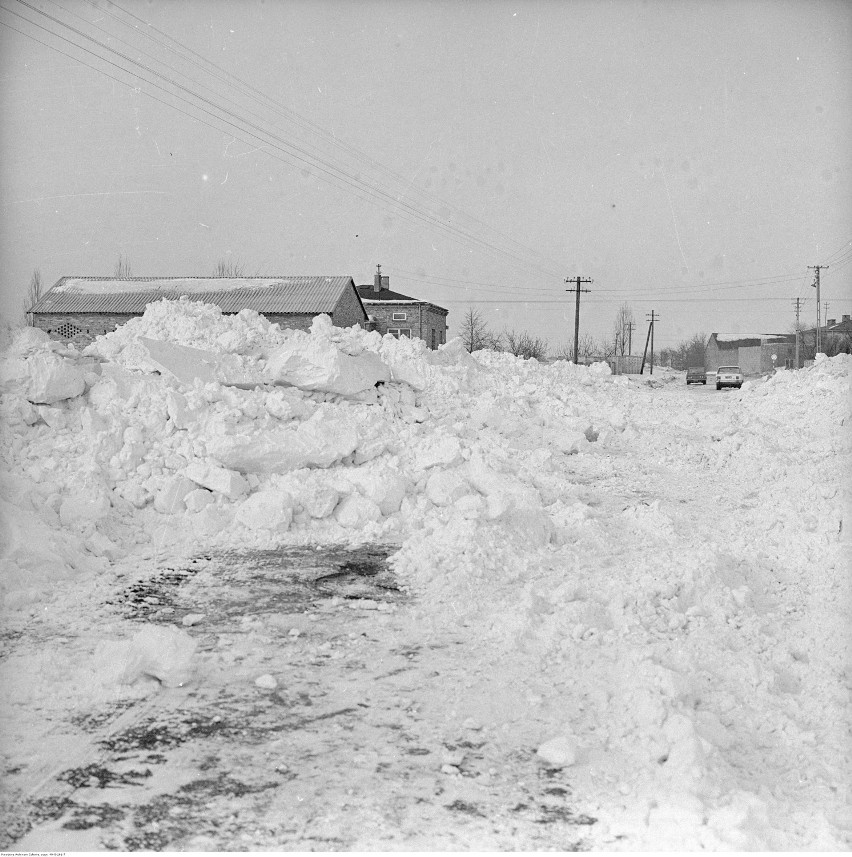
640,310 -> 659,374
792,297 -> 802,368
808,265 -> 828,354
565,276 -> 592,364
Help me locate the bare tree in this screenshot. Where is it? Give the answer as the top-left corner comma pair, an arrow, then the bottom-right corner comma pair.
25,268 -> 42,311
612,302 -> 635,356
213,258 -> 246,277
459,308 -> 500,352
598,336 -> 617,362
658,332 -> 707,370
555,334 -> 597,362
114,253 -> 132,278
822,333 -> 852,357
504,329 -> 549,360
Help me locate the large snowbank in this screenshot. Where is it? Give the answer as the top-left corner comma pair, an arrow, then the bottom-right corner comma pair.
1,301 -> 849,849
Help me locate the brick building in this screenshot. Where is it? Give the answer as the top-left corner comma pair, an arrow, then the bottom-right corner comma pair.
705,333 -> 793,374
356,267 -> 449,350
29,276 -> 368,346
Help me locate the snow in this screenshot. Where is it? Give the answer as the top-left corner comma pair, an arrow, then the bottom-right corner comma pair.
1,301 -> 849,850
55,276 -> 315,294
713,332 -> 788,342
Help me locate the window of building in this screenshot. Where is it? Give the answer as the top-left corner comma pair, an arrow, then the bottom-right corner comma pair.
391,312 -> 407,321
431,329 -> 436,349
388,328 -> 412,338
53,321 -> 84,340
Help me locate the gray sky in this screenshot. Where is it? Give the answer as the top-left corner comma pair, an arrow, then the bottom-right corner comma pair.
2,0 -> 851,351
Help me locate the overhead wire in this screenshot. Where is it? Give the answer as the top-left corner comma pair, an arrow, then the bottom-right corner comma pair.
8,0 -> 568,282
70,0 -> 568,280
389,266 -> 807,300
3,0 -> 843,337
818,236 -> 852,265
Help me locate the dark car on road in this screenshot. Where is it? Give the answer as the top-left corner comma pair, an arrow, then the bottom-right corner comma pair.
686,366 -> 707,385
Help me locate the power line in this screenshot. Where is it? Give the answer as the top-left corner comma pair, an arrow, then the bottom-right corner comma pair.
68,0 -> 568,280
597,272 -> 803,296
440,296 -> 812,304
3,0 -> 567,282
818,236 -> 852,265
392,267 -> 807,299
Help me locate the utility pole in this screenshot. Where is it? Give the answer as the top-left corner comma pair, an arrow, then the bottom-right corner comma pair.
808,265 -> 828,354
792,297 -> 801,369
639,310 -> 659,374
565,276 -> 592,364
626,321 -> 635,355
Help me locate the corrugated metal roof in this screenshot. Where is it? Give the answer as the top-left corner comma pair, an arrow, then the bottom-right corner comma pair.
31,277 -> 357,315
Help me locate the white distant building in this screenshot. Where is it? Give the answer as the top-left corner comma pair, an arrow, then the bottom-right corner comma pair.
705,332 -> 793,374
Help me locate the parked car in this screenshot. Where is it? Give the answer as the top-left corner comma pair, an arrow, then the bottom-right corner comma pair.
686,366 -> 706,385
716,366 -> 743,390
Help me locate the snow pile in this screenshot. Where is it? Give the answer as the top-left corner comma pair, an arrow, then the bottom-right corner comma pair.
1,301 -> 849,850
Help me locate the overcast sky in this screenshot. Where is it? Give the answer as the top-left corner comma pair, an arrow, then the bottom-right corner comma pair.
1,0 -> 850,351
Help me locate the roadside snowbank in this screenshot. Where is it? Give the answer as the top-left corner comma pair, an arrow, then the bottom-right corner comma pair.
1,301 -> 848,849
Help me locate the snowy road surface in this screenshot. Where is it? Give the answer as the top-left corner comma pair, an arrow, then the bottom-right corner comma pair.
1,308 -> 849,850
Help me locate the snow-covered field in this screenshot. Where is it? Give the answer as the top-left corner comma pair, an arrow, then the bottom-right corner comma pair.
1,301 -> 849,850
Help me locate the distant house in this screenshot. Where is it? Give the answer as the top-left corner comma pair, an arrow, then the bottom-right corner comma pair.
815,314 -> 852,337
356,266 -> 449,350
28,276 -> 368,346
706,332 -> 793,374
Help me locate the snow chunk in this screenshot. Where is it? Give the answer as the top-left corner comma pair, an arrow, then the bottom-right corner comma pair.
413,433 -> 463,471
184,488 -> 214,512
207,411 -> 358,474
185,460 -> 248,499
379,333 -> 433,390
151,476 -> 195,514
334,493 -> 381,527
536,735 -> 579,767
234,489 -> 294,531
96,625 -> 197,688
425,469 -> 471,507
7,325 -> 52,354
26,352 -> 86,404
265,325 -> 390,395
300,482 -> 340,518
59,494 -> 110,528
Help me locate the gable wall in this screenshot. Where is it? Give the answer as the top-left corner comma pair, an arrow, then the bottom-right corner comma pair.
32,313 -> 134,346
330,284 -> 367,329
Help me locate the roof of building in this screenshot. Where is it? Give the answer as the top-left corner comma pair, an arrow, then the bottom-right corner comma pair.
710,332 -> 791,346
356,284 -> 448,314
825,317 -> 852,333
31,276 -> 365,316
356,284 -> 419,302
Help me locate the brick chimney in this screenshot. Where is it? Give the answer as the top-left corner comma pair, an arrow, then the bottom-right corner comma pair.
826,318 -> 836,327
372,263 -> 390,292
843,314 -> 850,322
